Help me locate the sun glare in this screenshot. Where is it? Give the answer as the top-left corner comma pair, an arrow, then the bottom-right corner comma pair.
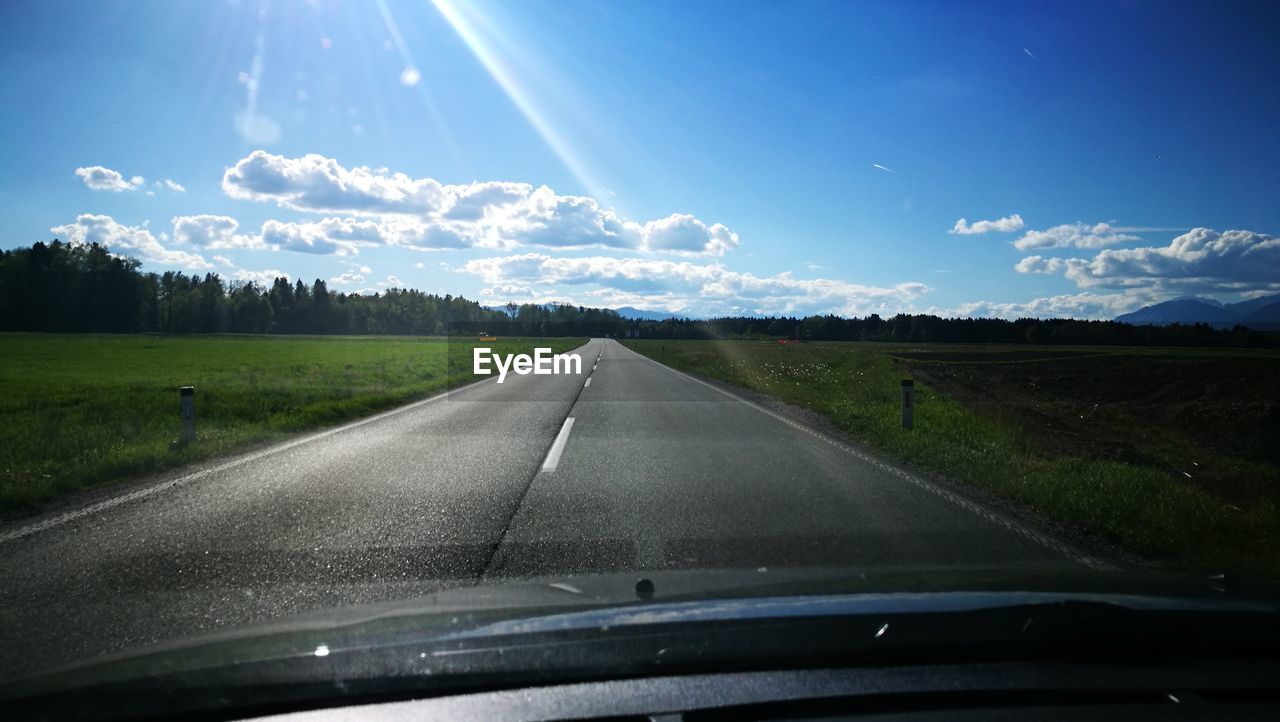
429,0 -> 609,202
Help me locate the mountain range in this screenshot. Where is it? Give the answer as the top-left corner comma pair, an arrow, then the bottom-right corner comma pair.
485,304 -> 689,321
610,306 -> 688,321
1114,294 -> 1280,330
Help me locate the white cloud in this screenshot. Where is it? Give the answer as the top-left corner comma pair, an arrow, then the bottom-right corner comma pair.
259,218 -> 370,255
946,291 -> 1161,320
221,151 -> 738,255
169,213 -> 499,257
1014,255 -> 1066,274
441,181 -> 528,221
1000,227 -> 1280,302
222,151 -> 446,215
643,214 -> 739,255
162,179 -> 186,193
257,217 -> 468,254
1062,227 -> 1280,292
578,288 -> 690,313
172,215 -> 266,249
1014,222 -> 1138,250
329,271 -> 365,285
212,255 -> 235,268
950,213 -> 1024,235
74,166 -> 144,192
51,214 -> 211,269
481,284 -> 536,298
233,268 -> 286,285
460,254 -> 929,317
387,220 -> 473,250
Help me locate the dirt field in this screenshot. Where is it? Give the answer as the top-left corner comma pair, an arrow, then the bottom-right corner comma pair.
894,348 -> 1280,509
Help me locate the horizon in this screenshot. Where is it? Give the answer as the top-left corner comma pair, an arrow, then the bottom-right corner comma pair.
2,0 -> 1278,321
18,235 -> 1280,328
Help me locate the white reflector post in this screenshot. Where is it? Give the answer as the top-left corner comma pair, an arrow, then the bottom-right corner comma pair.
901,379 -> 914,430
180,386 -> 196,442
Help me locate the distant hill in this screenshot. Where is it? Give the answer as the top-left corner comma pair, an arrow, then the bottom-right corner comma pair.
484,303 -> 689,321
1115,294 -> 1280,329
1115,298 -> 1240,326
1232,295 -> 1280,317
1243,301 -> 1280,330
612,306 -> 688,321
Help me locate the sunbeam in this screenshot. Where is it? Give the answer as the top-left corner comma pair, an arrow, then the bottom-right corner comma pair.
429,0 -> 609,202
375,0 -> 466,172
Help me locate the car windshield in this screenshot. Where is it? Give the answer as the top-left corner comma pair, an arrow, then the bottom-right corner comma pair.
1,0 -> 1278,701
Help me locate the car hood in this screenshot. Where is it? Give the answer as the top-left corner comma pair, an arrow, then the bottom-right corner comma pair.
5,566 -> 1279,703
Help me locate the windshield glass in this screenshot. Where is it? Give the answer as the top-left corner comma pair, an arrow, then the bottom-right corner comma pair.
1,0 -> 1278,701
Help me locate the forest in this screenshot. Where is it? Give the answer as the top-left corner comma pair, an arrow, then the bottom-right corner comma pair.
0,240 -> 623,336
3,239 -> 1278,348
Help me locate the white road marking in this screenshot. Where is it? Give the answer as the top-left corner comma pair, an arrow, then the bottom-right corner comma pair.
584,377 -> 592,388
625,346 -> 1119,572
0,385 -> 473,545
541,417 -> 576,472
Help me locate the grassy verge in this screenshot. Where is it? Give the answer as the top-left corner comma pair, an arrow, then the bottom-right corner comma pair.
0,333 -> 583,510
624,339 -> 1279,576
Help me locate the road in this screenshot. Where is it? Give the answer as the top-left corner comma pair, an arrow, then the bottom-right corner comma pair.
0,338 -> 1105,678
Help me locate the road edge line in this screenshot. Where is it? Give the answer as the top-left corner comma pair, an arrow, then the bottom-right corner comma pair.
624,343 -> 1120,572
0,339 -> 602,547
0,380 -> 490,546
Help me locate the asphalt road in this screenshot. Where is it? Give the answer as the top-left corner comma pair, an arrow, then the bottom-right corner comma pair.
0,338 -> 1104,678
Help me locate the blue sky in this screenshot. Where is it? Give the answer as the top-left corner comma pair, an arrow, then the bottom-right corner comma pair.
2,0 -> 1277,318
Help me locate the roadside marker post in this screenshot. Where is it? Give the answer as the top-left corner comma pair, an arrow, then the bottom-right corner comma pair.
901,379 -> 914,430
180,386 -> 196,442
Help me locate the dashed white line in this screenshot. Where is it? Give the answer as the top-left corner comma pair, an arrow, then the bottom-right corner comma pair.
584,377 -> 592,388
541,417 -> 576,472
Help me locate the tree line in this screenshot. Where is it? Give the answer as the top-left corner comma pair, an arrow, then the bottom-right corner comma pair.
2,240 -> 1277,348
0,240 -> 632,336
627,313 -> 1280,348
0,240 -> 510,335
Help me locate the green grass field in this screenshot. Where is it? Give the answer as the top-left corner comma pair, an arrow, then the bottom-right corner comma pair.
624,339 -> 1280,576
0,333 -> 582,510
